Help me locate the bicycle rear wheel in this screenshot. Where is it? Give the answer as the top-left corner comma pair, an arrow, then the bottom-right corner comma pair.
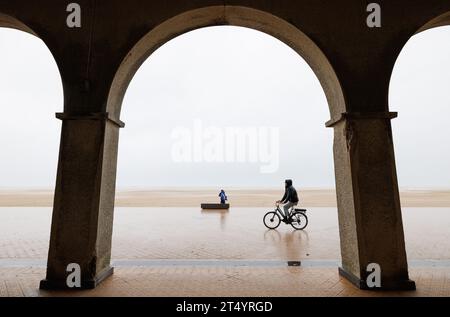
291,212 -> 308,230
263,211 -> 281,229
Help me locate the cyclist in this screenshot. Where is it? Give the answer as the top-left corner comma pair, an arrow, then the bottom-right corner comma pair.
276,179 -> 299,222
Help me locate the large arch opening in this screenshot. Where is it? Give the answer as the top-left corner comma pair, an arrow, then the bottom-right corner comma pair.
390,14 -> 450,263
108,7 -> 345,265
107,6 -> 345,123
0,16 -> 63,264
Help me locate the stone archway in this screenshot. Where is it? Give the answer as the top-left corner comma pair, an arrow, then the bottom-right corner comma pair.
0,11 -> 65,285
106,6 -> 345,124
42,4 -> 416,291
388,10 -> 450,256
416,11 -> 450,34
0,12 -> 64,190
105,5 -> 350,283
0,13 -> 36,35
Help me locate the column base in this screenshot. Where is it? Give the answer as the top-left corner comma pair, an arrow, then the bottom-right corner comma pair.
339,267 -> 416,291
39,266 -> 114,290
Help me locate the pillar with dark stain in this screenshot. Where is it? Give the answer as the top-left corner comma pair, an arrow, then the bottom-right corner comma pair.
327,112 -> 415,290
40,113 -> 123,289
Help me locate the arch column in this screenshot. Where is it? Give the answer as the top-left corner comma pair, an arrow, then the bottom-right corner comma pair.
327,112 -> 415,290
40,113 -> 124,289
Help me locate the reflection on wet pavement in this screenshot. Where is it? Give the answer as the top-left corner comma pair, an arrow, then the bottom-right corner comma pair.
111,207 -> 339,261
0,207 -> 449,262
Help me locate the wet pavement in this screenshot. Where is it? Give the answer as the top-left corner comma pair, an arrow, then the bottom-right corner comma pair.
1,266 -> 450,297
1,206 -> 450,296
1,206 -> 450,261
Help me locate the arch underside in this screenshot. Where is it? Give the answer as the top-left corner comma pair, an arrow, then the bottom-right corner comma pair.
389,10 -> 450,106
107,6 -> 346,123
0,12 -> 36,36
416,11 -> 450,34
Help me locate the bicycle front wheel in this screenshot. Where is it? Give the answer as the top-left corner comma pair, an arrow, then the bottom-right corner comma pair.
263,212 -> 281,229
291,212 -> 308,230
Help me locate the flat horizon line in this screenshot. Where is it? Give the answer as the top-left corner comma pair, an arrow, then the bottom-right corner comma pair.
1,187 -> 450,192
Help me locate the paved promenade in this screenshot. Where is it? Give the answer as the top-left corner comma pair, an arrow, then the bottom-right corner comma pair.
0,207 -> 449,296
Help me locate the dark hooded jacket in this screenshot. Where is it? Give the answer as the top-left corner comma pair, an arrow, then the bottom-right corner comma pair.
281,180 -> 299,203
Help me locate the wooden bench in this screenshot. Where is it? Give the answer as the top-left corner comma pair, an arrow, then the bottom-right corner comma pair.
201,203 -> 230,210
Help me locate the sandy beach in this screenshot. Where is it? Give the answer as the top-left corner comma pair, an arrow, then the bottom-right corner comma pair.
0,188 -> 450,207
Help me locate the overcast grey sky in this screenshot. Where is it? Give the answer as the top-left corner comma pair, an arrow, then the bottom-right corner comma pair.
0,26 -> 449,189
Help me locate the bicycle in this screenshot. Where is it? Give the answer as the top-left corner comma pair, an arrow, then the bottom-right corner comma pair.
263,203 -> 308,230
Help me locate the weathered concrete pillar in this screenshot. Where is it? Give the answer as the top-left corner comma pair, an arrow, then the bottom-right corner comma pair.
40,113 -> 124,289
327,112 -> 415,290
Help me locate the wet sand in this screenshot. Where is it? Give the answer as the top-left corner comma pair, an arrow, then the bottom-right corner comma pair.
1,188 -> 450,207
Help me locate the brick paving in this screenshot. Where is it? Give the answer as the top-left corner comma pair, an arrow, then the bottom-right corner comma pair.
1,207 -> 450,261
1,207 -> 450,296
1,267 -> 450,297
